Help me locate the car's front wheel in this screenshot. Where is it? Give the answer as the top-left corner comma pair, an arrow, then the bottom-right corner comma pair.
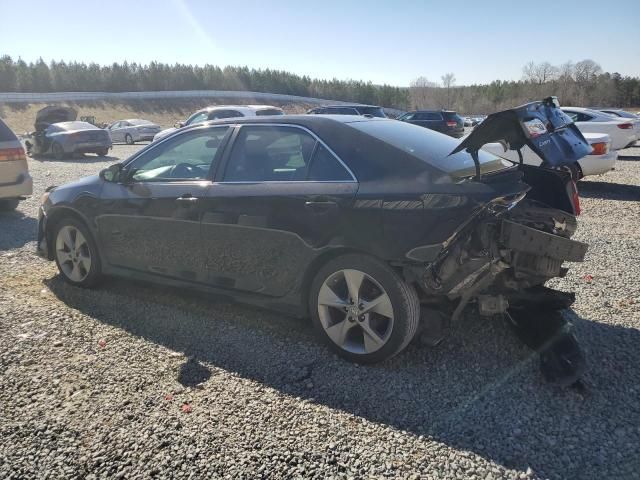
51,142 -> 65,160
96,148 -> 109,157
310,254 -> 420,363
53,218 -> 102,288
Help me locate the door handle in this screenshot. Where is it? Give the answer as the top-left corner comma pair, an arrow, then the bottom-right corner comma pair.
305,200 -> 337,211
176,194 -> 198,203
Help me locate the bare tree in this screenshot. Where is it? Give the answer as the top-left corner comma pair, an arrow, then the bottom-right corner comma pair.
574,59 -> 602,84
522,61 -> 558,84
441,73 -> 456,108
409,76 -> 438,109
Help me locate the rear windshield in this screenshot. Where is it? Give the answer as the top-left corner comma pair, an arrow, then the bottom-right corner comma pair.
256,109 -> 284,116
357,106 -> 386,118
442,111 -> 463,122
349,119 -> 510,177
56,121 -> 96,131
127,119 -> 154,125
0,119 -> 18,142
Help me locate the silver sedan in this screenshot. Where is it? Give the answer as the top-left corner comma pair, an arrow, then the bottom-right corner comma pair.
107,119 -> 161,144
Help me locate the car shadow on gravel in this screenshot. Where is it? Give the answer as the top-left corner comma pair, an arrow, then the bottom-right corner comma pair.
45,275 -> 640,479
29,154 -> 119,164
0,210 -> 37,250
578,181 -> 640,201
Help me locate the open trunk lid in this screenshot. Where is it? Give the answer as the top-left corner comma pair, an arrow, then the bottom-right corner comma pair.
451,97 -> 592,175
35,106 -> 77,132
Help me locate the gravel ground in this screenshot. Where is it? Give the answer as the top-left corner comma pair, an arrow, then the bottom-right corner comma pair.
1,144 -> 639,479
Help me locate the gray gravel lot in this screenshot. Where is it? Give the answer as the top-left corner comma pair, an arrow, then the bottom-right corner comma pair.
1,144 -> 639,479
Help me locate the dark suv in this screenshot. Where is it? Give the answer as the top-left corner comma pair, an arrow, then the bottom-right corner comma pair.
307,105 -> 387,118
397,110 -> 465,138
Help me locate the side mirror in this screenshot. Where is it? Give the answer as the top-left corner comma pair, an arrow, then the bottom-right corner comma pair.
99,163 -> 123,183
174,121 -> 185,128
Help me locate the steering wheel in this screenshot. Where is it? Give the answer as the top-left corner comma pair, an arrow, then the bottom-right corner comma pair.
171,162 -> 198,178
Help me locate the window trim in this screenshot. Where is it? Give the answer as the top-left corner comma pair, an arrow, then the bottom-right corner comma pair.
216,123 -> 358,184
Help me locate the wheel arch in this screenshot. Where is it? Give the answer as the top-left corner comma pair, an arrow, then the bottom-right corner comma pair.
44,206 -> 96,260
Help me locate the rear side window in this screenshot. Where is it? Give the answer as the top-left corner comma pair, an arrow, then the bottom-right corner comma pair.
0,119 -> 18,142
324,107 -> 358,115
210,110 -> 243,120
415,112 -> 442,121
256,109 -> 284,116
308,145 -> 353,181
224,126 -> 317,182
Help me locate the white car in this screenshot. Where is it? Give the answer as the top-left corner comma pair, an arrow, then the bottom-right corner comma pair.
597,109 -> 640,145
153,105 -> 284,142
482,132 -> 616,180
561,107 -> 637,150
0,118 -> 32,211
107,119 -> 162,144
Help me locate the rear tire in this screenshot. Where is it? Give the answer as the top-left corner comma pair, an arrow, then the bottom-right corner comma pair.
51,142 -> 65,160
53,217 -> 102,288
96,148 -> 109,157
0,198 -> 19,211
125,134 -> 134,145
309,253 -> 420,364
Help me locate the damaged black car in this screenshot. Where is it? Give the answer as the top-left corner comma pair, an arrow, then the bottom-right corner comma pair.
36,98 -> 591,385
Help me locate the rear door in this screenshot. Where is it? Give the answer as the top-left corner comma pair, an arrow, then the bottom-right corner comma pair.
199,124 -> 358,296
408,112 -> 445,132
96,125 -> 231,281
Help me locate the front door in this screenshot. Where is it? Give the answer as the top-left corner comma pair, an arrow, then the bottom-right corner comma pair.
200,124 -> 358,296
96,125 -> 231,282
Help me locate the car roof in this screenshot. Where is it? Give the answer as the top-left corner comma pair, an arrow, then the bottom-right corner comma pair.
198,105 -> 283,113
313,104 -> 382,109
407,109 -> 457,113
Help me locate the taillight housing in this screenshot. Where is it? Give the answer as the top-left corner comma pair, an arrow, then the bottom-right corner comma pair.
0,147 -> 27,162
590,142 -> 610,155
617,123 -> 633,130
569,180 -> 581,216
446,121 -> 458,127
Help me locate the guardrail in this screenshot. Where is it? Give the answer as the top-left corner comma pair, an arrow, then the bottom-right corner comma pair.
0,90 -> 352,105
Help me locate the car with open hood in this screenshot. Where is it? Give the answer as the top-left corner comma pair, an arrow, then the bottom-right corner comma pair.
36,97 -> 591,386
24,107 -> 112,160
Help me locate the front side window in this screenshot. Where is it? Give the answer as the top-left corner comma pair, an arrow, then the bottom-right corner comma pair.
186,112 -> 209,126
127,127 -> 228,182
415,112 -> 442,121
210,110 -> 243,120
223,126 -> 317,182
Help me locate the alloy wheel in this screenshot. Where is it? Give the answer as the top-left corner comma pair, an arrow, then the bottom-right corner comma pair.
55,225 -> 92,282
317,268 -> 394,354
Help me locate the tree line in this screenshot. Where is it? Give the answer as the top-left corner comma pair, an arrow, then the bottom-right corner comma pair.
0,56 -> 638,113
0,56 -> 408,108
409,60 -> 640,114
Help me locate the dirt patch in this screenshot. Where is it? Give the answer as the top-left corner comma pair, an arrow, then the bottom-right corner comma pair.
0,98 -> 315,134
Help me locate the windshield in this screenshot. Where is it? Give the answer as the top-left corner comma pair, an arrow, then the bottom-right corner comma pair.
358,106 -> 386,118
349,119 -> 510,177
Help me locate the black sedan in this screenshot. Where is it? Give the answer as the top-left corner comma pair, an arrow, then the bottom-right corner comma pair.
37,101 -> 591,382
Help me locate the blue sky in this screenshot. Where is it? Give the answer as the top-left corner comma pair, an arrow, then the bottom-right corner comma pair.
1,0 -> 638,86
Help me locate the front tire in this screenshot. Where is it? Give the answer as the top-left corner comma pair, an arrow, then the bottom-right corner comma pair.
125,134 -> 134,145
309,254 -> 420,364
51,142 -> 65,160
53,218 -> 102,288
96,148 -> 109,157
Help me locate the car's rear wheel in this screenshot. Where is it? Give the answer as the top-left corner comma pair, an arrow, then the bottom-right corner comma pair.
0,198 -> 19,211
53,218 -> 102,288
51,142 -> 65,160
310,254 -> 420,363
125,134 -> 134,145
96,148 -> 109,157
